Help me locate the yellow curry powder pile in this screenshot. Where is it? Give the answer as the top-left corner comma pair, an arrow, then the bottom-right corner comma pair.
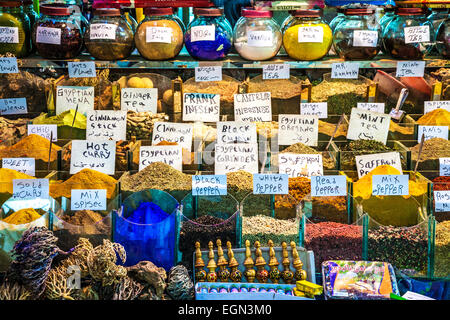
0,134 -> 61,162
417,108 -> 450,127
0,168 -> 35,194
1,208 -> 42,225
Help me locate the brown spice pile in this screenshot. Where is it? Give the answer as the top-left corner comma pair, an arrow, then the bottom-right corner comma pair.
226,171 -> 253,203
248,77 -> 307,99
60,210 -> 104,226
183,76 -> 239,103
0,134 -> 61,162
411,138 -> 450,162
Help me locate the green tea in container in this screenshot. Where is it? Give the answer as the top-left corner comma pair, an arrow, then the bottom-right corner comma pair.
0,0 -> 32,57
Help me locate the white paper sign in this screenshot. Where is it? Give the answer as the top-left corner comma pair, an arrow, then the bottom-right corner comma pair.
152,122 -> 193,151
195,66 -> 222,82
439,158 -> 450,177
434,190 -> 450,212
278,153 -> 323,178
87,110 -> 127,141
68,61 -> 96,78
12,179 -> 49,200
404,25 -> 430,44
139,145 -> 183,172
183,93 -> 220,122
0,27 -> 19,43
262,64 -> 290,80
214,143 -> 258,175
70,140 -> 116,175
71,189 -> 107,211
417,125 -> 448,141
192,175 -> 227,196
36,26 -> 61,45
191,25 -> 215,42
353,30 -> 378,47
372,175 -> 409,196
402,291 -> 435,300
332,62 -> 360,79
278,114 -> 318,147
146,26 -> 173,43
247,30 -> 273,47
0,98 -> 27,115
253,174 -> 289,195
0,57 -> 18,73
2,158 -> 35,176
396,61 -> 425,78
90,23 -> 117,40
28,124 -> 58,142
347,108 -> 390,144
216,121 -> 257,144
121,88 -> 158,113
56,86 -> 95,115
234,92 -> 272,122
300,102 -> 328,119
311,175 -> 347,197
298,26 -> 323,43
424,101 -> 450,114
356,152 -> 403,179
357,102 -> 385,114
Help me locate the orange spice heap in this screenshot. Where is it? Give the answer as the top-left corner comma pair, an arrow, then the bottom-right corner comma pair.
0,134 -> 61,162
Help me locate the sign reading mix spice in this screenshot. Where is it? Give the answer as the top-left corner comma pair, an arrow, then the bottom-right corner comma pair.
71,189 -> 107,211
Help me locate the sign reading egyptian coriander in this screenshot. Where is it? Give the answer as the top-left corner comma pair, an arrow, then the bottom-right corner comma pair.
152,122 -> 193,151
214,143 -> 258,174
216,121 -> 257,144
372,175 -> 409,196
86,110 -> 127,141
347,108 -> 390,144
70,140 -> 116,175
12,179 -> 49,200
139,145 -> 183,172
56,86 -> 94,115
278,153 -> 323,178
234,92 -> 272,122
253,174 -> 289,195
356,152 -> 403,178
71,189 -> 107,211
192,175 -> 227,196
183,93 -> 220,122
278,114 -> 318,147
121,88 -> 158,113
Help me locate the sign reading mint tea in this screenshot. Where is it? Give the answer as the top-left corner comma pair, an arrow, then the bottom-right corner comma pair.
70,140 -> 116,175
121,88 -> 158,113
434,190 -> 450,212
183,93 -> 220,122
192,175 -> 227,196
253,174 -> 289,195
139,145 -> 183,172
356,152 -> 403,178
347,108 -> 390,144
278,153 -> 323,178
0,98 -> 27,115
195,66 -> 222,82
86,110 -> 127,141
311,175 -> 347,197
396,61 -> 425,78
12,179 -> 49,200
372,175 -> 409,196
278,114 -> 318,147
234,92 -> 272,122
440,158 -> 450,176
28,124 -> 57,141
424,101 -> 450,114
152,122 -> 193,151
0,57 -> 18,73
216,121 -> 257,144
214,143 -> 258,175
2,158 -> 35,176
417,125 -> 448,141
71,189 -> 107,211
262,64 -> 290,80
56,86 -> 94,115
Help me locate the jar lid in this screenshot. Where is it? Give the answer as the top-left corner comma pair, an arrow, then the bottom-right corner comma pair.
92,1 -> 120,9
0,1 -> 22,7
395,7 -> 426,15
40,5 -> 72,16
292,9 -> 322,18
143,7 -> 174,16
194,7 -> 223,17
344,8 -> 375,16
94,8 -> 121,17
241,8 -> 272,18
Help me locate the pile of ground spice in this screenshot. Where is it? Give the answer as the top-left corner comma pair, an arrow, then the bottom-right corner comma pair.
1,208 -> 43,225
411,138 -> 450,164
434,221 -> 450,279
32,109 -> 87,130
0,168 -> 35,194
0,134 -> 61,162
248,77 -> 306,99
417,108 -> 450,128
242,215 -> 298,246
311,197 -> 348,224
60,210 -> 104,226
281,142 -> 335,169
226,171 -> 253,203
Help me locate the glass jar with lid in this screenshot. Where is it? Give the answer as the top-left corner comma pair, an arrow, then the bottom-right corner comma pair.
233,8 -> 282,61
333,8 -> 381,60
283,9 -> 332,61
428,7 -> 449,34
23,0 -> 38,29
32,4 -> 83,59
329,8 -> 345,32
0,0 -> 32,57
436,17 -> 449,58
382,7 -> 434,60
84,8 -> 134,60
184,7 -> 233,61
135,7 -> 185,61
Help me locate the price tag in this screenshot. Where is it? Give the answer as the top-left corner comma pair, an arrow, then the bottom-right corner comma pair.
372,175 -> 409,196
253,173 -> 289,195
36,26 -> 61,45
278,114 -> 318,147
139,145 -> 183,172
71,189 -> 107,211
434,190 -> 450,212
70,140 -> 116,175
183,93 -> 220,122
247,31 -> 273,47
356,152 -> 403,179
216,121 -> 257,144
262,64 -> 290,80
353,30 -> 378,47
214,143 -> 258,175
278,153 -> 323,178
152,122 -> 193,151
0,27 -> 19,43
192,175 -> 227,196
2,158 -> 35,176
439,158 -> 450,177
56,86 -> 94,115
417,125 -> 448,142
298,26 -> 323,43
300,102 -> 328,119
120,88 -> 158,113
0,57 -> 18,73
191,25 -> 215,42
424,101 -> 450,114
357,102 -> 385,114
234,92 -> 272,122
311,175 -> 347,197
86,110 -> 127,141
331,62 -> 360,79
396,61 -> 425,78
12,179 -> 49,200
0,98 -> 27,115
195,66 -> 222,82
90,23 -> 117,40
347,108 -> 390,144
404,25 -> 430,44
68,61 -> 96,78
27,124 -> 58,142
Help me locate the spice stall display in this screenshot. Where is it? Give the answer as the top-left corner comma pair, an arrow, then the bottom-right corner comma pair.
126,111 -> 169,140
411,138 -> 450,171
432,176 -> 450,222
434,220 -> 450,279
0,0 -> 31,57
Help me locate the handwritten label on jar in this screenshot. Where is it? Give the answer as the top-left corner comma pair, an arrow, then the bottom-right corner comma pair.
298,26 -> 323,43
234,92 -> 272,122
2,158 -> 35,176
71,189 -> 107,211
424,101 -> 450,114
278,114 -> 318,147
417,125 -> 448,141
70,140 -> 116,175
56,86 -> 95,115
247,30 -> 273,47
347,108 -> 390,144
152,122 -> 193,151
90,23 -> 117,40
12,179 -> 49,200
356,152 -> 403,179
357,102 -> 385,114
372,175 -> 409,196
191,25 -> 215,42
216,121 -> 257,144
0,27 -> 19,43
192,175 -> 227,196
434,190 -> 450,212
36,26 -> 61,45
278,153 -> 323,178
0,98 -> 27,115
331,62 -> 360,79
0,57 -> 18,73
214,143 -> 258,175
121,88 -> 158,113
404,25 -> 430,44
139,145 -> 183,172
183,93 -> 220,122
439,158 -> 450,176
353,30 -> 378,47
27,124 -> 58,142
146,26 -> 173,43
396,61 -> 425,78
311,175 -> 347,197
262,64 -> 290,80
253,173 -> 289,195
195,66 -> 223,82
68,61 -> 96,78
86,110 -> 127,141
300,102 -> 328,119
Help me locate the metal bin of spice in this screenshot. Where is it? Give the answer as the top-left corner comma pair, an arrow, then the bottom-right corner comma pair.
433,220 -> 450,279
113,189 -> 180,270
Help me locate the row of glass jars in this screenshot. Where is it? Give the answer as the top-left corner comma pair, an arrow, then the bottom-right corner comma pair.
1,3 -> 449,61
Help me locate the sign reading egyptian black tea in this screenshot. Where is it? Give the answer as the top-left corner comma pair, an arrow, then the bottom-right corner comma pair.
12,179 -> 49,200
214,143 -> 258,174
347,108 -> 390,144
70,140 -> 116,175
183,93 -> 220,122
71,189 -> 107,211
139,145 -> 183,171
86,110 -> 127,141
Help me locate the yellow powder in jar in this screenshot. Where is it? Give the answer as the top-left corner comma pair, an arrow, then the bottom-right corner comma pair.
2,208 -> 42,225
283,23 -> 332,61
0,168 -> 35,194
